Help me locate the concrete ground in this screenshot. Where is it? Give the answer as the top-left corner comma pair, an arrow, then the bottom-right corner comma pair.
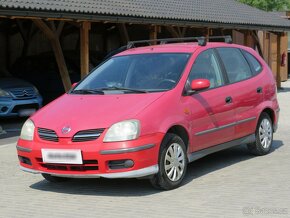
0,81 -> 290,218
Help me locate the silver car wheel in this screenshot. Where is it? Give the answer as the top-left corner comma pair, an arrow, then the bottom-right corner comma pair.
259,118 -> 273,149
164,143 -> 185,182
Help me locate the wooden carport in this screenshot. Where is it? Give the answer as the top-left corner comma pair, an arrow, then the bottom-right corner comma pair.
0,0 -> 289,93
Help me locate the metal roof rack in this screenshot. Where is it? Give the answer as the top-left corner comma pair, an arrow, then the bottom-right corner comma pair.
127,35 -> 232,49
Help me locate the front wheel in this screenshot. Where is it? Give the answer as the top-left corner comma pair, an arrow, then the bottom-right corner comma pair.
247,113 -> 273,156
150,133 -> 188,190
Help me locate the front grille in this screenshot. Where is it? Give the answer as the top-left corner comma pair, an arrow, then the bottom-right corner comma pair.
38,128 -> 59,142
72,129 -> 105,142
37,158 -> 99,171
8,87 -> 36,99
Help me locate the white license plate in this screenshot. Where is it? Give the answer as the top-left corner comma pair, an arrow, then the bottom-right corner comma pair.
18,109 -> 36,117
41,149 -> 83,164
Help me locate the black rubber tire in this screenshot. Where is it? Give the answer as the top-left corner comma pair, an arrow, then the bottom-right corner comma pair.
247,112 -> 273,156
42,173 -> 70,183
150,133 -> 188,190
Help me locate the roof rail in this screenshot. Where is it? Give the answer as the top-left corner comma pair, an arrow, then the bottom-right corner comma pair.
127,35 -> 232,49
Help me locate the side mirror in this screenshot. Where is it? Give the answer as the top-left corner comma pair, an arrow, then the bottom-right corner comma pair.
186,79 -> 210,95
71,82 -> 78,88
191,79 -> 210,91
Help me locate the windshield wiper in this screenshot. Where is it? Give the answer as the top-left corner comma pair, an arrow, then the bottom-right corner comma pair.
100,86 -> 148,93
71,89 -> 105,95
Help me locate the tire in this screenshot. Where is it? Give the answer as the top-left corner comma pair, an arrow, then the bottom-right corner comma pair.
247,113 -> 273,156
42,173 -> 70,183
150,133 -> 188,190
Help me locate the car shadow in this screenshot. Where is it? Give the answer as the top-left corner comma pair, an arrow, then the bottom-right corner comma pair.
183,140 -> 283,186
278,87 -> 290,93
29,140 -> 284,196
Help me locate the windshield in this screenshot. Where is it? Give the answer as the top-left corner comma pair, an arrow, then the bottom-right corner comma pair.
73,53 -> 190,94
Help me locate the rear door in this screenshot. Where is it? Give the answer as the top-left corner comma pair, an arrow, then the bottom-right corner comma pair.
184,49 -> 237,152
216,48 -> 263,138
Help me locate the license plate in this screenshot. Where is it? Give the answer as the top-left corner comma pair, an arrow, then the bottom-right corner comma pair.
41,149 -> 83,164
18,109 -> 36,117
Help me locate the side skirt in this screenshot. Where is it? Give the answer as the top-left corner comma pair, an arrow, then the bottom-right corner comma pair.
187,134 -> 256,163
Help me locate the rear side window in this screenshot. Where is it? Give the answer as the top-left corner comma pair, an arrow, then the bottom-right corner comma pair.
217,48 -> 252,83
243,51 -> 263,75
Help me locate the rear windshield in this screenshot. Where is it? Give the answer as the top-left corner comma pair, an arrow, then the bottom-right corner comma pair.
74,53 -> 190,93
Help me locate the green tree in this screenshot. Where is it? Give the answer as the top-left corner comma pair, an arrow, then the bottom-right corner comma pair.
239,0 -> 290,11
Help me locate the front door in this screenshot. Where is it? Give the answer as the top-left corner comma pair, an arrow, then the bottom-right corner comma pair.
183,49 -> 236,152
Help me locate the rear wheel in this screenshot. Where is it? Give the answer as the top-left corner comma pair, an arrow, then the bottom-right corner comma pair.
150,133 -> 187,190
42,173 -> 70,183
247,113 -> 273,156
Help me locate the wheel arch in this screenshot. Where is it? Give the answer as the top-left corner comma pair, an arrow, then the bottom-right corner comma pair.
260,107 -> 275,124
166,125 -> 190,150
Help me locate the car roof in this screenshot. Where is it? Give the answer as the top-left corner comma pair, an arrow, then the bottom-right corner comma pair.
115,42 -> 249,56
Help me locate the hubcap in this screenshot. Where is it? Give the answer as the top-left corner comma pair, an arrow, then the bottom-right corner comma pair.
164,143 -> 185,182
259,118 -> 273,149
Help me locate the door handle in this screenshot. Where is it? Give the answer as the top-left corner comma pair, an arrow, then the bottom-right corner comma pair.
257,87 -> 263,94
225,96 -> 232,104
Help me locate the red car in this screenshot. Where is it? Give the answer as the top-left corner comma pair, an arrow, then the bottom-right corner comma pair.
17,37 -> 279,190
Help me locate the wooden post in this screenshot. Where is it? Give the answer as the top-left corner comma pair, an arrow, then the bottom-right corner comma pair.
5,25 -> 10,70
276,33 -> 282,88
118,23 -> 129,45
33,19 -> 71,91
80,21 -> 91,78
149,25 -> 158,44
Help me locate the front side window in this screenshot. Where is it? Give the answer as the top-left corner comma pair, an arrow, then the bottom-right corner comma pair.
188,49 -> 224,89
217,48 -> 252,83
74,53 -> 190,94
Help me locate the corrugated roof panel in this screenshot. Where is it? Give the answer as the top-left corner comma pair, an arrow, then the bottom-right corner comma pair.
0,0 -> 289,29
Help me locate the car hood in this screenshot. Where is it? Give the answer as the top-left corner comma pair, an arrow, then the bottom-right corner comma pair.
32,92 -> 165,137
0,78 -> 34,89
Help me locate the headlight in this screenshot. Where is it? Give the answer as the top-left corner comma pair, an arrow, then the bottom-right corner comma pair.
0,89 -> 11,97
20,119 -> 35,141
33,87 -> 40,95
103,120 -> 140,142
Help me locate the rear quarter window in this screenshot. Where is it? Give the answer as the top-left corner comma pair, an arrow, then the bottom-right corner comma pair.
242,50 -> 263,75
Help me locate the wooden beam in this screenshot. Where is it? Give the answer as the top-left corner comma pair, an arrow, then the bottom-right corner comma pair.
80,21 -> 91,78
244,30 -> 249,46
16,20 -> 35,57
176,27 -> 182,37
51,40 -> 72,91
118,23 -> 129,45
252,31 -> 264,58
166,26 -> 179,38
33,19 -> 55,40
276,33 -> 282,88
16,20 -> 28,42
56,21 -> 65,38
204,28 -> 210,37
181,27 -> 187,37
5,25 -> 10,69
33,19 -> 71,91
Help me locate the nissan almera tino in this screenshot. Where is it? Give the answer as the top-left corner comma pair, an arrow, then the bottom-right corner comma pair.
17,39 -> 279,190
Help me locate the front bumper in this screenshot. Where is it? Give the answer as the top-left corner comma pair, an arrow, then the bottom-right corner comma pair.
17,132 -> 164,178
20,164 -> 159,179
0,96 -> 42,117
